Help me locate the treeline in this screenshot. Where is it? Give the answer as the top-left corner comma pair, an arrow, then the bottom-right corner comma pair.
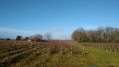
15,34 -> 43,41
0,32 -> 52,42
72,27 -> 119,43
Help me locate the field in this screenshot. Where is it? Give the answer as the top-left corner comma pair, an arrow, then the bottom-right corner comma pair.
0,40 -> 119,67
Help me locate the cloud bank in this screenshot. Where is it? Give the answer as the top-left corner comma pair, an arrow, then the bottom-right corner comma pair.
0,27 -> 72,40
50,28 -> 71,40
0,27 -> 34,38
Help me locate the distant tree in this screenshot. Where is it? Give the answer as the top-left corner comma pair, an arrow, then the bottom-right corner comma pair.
6,38 -> 10,41
0,38 -> 5,40
72,27 -> 119,43
72,28 -> 87,42
30,34 -> 43,42
16,35 -> 23,40
44,32 -> 52,40
24,37 -> 29,41
72,30 -> 80,40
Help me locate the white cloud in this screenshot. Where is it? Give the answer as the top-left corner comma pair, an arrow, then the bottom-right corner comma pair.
0,27 -> 34,37
0,27 -> 72,40
50,28 -> 71,40
0,27 -> 30,33
52,33 -> 71,40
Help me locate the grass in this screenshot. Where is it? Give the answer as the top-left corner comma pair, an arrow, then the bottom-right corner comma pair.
0,41 -> 119,67
9,45 -> 96,67
77,45 -> 119,67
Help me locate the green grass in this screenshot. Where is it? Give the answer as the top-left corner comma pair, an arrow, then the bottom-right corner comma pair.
76,45 -> 119,67
1,41 -> 119,67
9,45 -> 96,67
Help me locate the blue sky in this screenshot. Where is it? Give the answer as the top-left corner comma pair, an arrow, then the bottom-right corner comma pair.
0,0 -> 119,39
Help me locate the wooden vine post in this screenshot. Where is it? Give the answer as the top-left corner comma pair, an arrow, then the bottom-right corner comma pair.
70,46 -> 73,54
5,41 -> 7,47
30,42 -> 32,48
18,41 -> 20,48
60,46 -> 63,54
83,46 -> 85,53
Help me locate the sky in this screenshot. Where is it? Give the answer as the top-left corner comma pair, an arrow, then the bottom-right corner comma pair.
0,0 -> 119,39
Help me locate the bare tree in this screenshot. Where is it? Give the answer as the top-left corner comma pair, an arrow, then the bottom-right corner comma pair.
24,37 -> 29,41
72,28 -> 87,42
44,32 -> 52,40
72,27 -> 119,43
30,34 -> 43,42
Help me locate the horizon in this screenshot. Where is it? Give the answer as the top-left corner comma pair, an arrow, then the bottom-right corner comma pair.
0,0 -> 119,40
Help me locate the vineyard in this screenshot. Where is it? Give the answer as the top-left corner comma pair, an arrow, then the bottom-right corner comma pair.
0,41 -> 119,67
76,42 -> 119,52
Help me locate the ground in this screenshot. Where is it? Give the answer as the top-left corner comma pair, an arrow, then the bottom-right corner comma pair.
0,40 -> 119,67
